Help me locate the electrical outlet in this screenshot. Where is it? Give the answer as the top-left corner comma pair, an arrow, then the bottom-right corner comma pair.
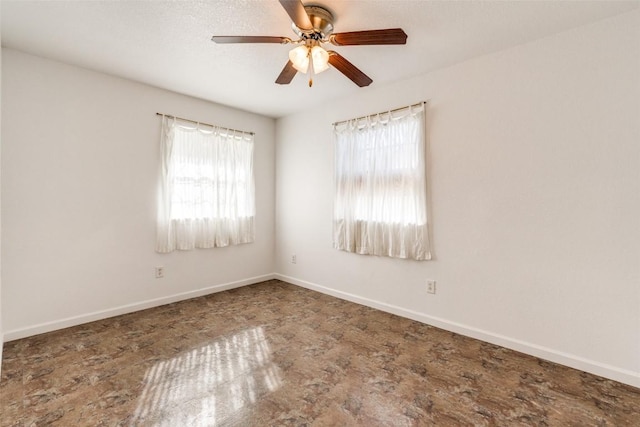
426,280 -> 436,294
291,254 -> 297,264
155,266 -> 164,279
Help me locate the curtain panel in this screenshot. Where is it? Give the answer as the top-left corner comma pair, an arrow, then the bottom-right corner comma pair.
156,116 -> 255,253
333,103 -> 431,261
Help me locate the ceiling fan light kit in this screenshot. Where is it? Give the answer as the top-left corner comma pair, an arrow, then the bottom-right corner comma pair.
288,43 -> 330,74
211,0 -> 407,88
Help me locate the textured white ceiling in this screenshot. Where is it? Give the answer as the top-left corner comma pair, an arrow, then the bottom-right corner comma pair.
2,0 -> 638,118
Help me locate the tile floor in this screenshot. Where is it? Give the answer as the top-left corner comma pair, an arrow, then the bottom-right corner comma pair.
1,280 -> 639,426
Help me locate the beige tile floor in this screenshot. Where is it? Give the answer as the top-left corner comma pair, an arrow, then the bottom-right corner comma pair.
1,280 -> 639,426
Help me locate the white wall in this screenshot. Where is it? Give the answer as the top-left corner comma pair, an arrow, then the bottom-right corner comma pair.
1,49 -> 276,339
0,20 -> 4,372
275,10 -> 640,387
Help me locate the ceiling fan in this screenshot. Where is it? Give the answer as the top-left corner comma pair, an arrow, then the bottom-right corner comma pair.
211,0 -> 407,87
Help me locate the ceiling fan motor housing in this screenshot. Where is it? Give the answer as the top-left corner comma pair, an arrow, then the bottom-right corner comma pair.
292,5 -> 335,39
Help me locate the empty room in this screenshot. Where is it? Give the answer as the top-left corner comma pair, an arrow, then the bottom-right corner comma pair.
1,0 -> 639,425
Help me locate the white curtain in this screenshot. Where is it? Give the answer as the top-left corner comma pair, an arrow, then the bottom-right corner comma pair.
156,116 -> 255,253
333,103 -> 431,260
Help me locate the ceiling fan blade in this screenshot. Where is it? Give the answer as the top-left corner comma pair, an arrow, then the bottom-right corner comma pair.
279,0 -> 313,31
329,28 -> 408,46
327,51 -> 372,87
211,36 -> 291,44
276,60 -> 297,85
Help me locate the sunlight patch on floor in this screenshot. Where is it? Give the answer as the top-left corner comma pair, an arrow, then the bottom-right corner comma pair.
131,326 -> 282,425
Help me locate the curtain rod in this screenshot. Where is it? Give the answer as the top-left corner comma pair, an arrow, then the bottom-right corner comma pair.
156,113 -> 255,136
332,101 -> 426,127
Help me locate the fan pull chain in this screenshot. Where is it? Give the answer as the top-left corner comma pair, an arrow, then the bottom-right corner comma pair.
308,47 -> 314,87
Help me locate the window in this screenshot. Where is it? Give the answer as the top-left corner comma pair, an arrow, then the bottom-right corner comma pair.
333,103 -> 431,260
156,116 -> 255,253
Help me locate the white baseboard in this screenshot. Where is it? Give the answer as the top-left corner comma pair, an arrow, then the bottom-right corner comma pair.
5,272 -> 638,388
275,273 -> 640,389
3,273 -> 276,342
